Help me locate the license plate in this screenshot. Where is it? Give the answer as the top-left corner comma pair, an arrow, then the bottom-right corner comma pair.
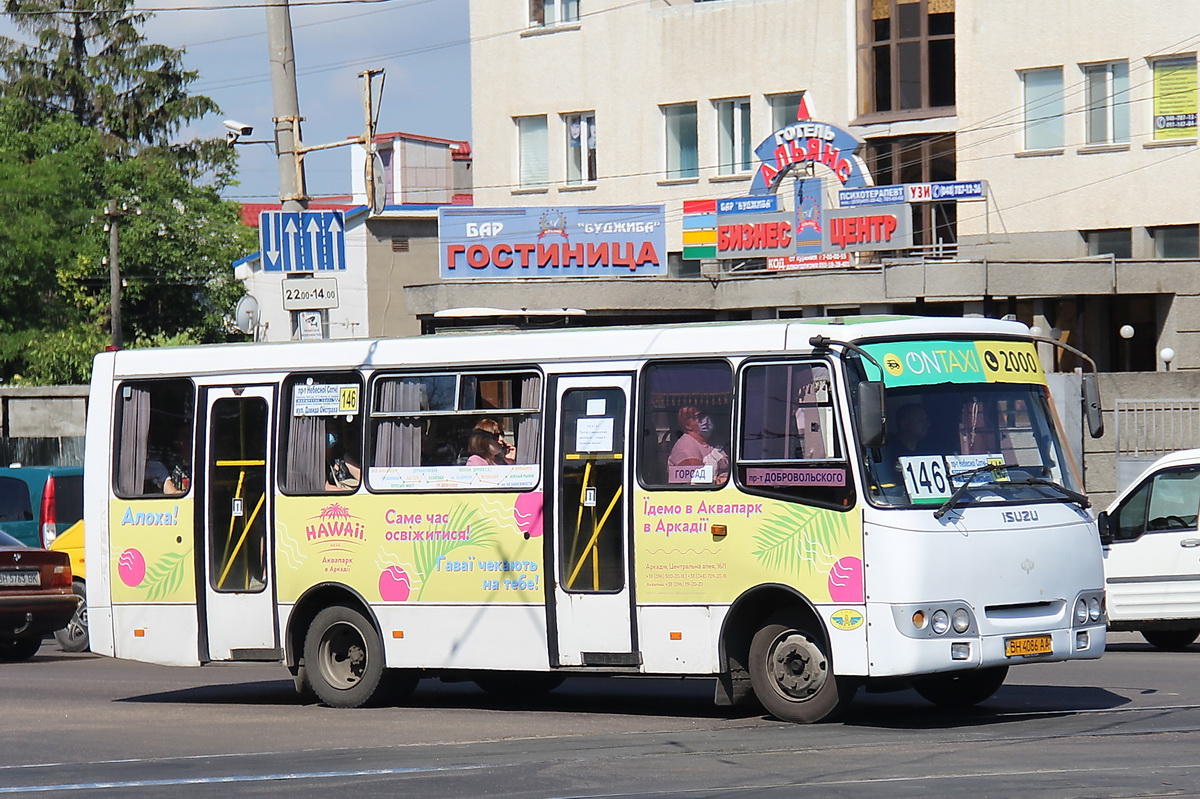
1005,634 -> 1053,657
0,570 -> 40,587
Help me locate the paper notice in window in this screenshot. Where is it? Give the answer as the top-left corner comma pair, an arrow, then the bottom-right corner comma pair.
576,417 -> 614,452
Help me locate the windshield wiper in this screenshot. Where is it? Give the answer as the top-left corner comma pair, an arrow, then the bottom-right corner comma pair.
1006,477 -> 1090,510
933,462 -> 1018,520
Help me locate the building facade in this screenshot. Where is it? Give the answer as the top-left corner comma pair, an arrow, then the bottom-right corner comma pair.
449,0 -> 1200,373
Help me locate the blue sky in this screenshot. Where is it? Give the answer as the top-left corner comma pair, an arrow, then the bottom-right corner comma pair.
143,0 -> 472,203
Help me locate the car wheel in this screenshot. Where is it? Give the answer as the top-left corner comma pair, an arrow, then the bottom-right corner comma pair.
54,581 -> 89,653
303,605 -> 388,708
748,611 -> 848,723
1141,629 -> 1200,651
913,666 -> 1009,708
0,636 -> 43,662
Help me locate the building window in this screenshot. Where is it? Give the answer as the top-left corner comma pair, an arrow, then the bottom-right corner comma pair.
1083,61 -> 1130,145
1083,228 -> 1132,259
565,112 -> 596,184
860,0 -> 955,118
530,0 -> 578,26
1152,55 -> 1198,141
1022,67 -> 1064,150
663,102 -> 699,179
1153,225 -> 1199,259
716,98 -> 752,175
864,135 -> 956,247
516,115 -> 548,188
769,92 -> 804,130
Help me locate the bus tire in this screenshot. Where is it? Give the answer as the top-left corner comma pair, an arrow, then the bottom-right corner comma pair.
913,665 -> 1008,708
303,605 -> 387,708
1140,629 -> 1199,651
54,581 -> 89,653
748,612 -> 845,723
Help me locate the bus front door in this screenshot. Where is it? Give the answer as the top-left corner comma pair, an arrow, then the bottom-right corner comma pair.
551,375 -> 637,667
200,386 -> 278,661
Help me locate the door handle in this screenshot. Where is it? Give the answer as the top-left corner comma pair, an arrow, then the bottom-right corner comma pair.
1181,539 -> 1200,548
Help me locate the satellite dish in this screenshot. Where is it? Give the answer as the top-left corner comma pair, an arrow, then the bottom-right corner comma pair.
366,152 -> 386,215
234,295 -> 260,335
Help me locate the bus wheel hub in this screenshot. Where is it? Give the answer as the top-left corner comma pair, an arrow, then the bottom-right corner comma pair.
770,634 -> 828,700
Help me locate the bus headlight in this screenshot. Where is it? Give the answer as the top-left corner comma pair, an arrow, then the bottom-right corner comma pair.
931,609 -> 950,635
1074,598 -> 1089,625
951,608 -> 971,634
1088,596 -> 1102,622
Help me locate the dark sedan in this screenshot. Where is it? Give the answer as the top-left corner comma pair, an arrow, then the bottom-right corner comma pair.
0,530 -> 79,661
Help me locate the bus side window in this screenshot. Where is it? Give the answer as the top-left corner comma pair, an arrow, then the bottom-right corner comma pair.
738,360 -> 854,510
279,373 -> 363,495
114,379 -> 195,498
638,360 -> 733,489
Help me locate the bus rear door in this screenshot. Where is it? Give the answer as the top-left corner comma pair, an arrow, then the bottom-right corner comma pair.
551,375 -> 638,667
200,386 -> 278,661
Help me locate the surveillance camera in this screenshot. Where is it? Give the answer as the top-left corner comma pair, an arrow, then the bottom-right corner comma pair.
223,120 -> 253,136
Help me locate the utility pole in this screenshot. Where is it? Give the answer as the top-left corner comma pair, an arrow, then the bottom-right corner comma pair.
264,0 -> 307,213
105,200 -> 123,350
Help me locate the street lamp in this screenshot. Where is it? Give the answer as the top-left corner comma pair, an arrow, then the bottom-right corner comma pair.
1119,324 -> 1134,371
1161,347 -> 1176,371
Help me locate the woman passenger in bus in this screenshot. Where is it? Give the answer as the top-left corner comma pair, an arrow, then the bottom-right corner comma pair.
465,418 -> 513,465
667,406 -> 729,485
325,427 -> 361,491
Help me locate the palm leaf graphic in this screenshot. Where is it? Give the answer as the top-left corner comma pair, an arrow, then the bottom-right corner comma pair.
413,504 -> 498,600
753,505 -> 852,576
143,552 -> 191,601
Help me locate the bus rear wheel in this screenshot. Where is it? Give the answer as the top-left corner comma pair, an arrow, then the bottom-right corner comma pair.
748,612 -> 846,723
913,666 -> 1009,709
304,605 -> 389,708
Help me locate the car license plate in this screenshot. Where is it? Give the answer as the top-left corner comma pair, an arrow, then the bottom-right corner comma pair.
1005,634 -> 1052,657
0,570 -> 40,587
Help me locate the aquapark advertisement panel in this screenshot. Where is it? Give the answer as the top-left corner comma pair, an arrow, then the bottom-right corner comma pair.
439,206 -> 667,279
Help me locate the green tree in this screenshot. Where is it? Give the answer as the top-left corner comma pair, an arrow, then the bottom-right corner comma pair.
0,2 -> 256,384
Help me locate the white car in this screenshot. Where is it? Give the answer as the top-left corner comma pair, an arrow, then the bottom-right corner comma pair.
1099,448 -> 1200,650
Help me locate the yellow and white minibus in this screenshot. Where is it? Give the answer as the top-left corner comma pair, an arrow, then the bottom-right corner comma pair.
84,316 -> 1106,722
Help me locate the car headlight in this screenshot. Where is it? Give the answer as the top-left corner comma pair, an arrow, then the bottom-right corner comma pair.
931,609 -> 949,635
1088,596 -> 1102,622
1075,598 -> 1089,625
951,608 -> 971,633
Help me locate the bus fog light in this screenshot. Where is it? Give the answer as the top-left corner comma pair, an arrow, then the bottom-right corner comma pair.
951,608 -> 970,633
1088,597 -> 1101,622
911,610 -> 926,629
951,642 -> 970,660
1074,599 -> 1088,625
1076,631 -> 1089,650
931,609 -> 949,635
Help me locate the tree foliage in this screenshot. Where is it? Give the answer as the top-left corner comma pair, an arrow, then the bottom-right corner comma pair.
0,2 -> 256,385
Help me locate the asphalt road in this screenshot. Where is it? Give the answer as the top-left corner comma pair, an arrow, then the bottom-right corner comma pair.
2,632 -> 1199,798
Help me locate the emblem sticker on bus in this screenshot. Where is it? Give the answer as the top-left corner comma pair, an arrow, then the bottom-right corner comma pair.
830,608 -> 864,630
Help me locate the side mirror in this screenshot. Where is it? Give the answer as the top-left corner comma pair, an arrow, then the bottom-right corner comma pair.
857,380 -> 886,449
1082,373 -> 1104,439
1096,510 -> 1114,546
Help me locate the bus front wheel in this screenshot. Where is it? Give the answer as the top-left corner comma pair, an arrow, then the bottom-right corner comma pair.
748,612 -> 846,723
913,665 -> 1009,709
304,605 -> 388,708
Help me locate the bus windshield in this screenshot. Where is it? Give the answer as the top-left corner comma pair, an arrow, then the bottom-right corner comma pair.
861,381 -> 1081,510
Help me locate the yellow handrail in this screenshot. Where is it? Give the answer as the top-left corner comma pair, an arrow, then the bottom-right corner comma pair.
566,484 -> 623,589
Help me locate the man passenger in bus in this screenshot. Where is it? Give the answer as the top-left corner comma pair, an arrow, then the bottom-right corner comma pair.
325,426 -> 361,491
894,402 -> 931,455
158,424 -> 191,495
466,418 -> 513,465
667,406 -> 729,485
